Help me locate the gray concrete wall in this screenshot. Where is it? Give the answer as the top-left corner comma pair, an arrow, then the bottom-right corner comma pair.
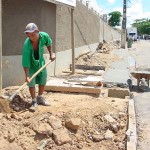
55,1 -> 100,52
103,21 -> 121,42
2,0 -> 56,56
2,43 -> 98,87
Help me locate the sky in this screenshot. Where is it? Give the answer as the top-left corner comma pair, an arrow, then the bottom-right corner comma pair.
86,0 -> 150,27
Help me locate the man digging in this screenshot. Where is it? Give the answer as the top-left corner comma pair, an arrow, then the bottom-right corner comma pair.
22,23 -> 55,112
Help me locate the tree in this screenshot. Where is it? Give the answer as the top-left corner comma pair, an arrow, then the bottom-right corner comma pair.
132,18 -> 150,35
108,11 -> 122,27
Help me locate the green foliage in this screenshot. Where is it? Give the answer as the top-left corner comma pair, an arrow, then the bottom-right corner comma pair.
132,18 -> 150,35
108,11 -> 122,27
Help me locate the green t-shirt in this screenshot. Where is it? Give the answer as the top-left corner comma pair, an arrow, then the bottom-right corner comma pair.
22,32 -> 52,69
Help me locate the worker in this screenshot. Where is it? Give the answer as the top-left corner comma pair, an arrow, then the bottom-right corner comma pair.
22,23 -> 55,112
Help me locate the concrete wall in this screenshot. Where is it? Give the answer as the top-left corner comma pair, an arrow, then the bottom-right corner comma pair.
2,43 -> 97,87
55,1 -> 100,52
101,20 -> 121,42
2,0 -> 56,56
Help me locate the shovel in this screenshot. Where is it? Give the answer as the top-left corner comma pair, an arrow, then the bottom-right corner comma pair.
9,60 -> 52,101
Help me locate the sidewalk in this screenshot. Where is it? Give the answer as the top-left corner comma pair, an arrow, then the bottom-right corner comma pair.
103,48 -> 130,85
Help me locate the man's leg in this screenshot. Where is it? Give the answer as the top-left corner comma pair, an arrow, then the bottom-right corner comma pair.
29,86 -> 38,112
38,85 -> 45,95
29,87 -> 36,99
37,85 -> 50,106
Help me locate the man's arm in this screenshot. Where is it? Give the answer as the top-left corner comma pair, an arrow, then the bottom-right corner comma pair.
23,67 -> 30,83
47,45 -> 55,61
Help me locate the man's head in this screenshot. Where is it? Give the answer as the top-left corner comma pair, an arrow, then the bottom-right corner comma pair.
24,23 -> 39,42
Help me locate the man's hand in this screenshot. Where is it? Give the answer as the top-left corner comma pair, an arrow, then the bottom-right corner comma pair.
25,77 -> 31,83
50,53 -> 56,61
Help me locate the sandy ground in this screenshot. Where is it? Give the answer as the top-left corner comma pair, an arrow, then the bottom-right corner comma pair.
0,41 -> 128,150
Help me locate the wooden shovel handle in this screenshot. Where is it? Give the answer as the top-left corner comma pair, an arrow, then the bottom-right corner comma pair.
9,60 -> 52,101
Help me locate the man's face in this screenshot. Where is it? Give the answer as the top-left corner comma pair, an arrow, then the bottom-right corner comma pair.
26,31 -> 39,42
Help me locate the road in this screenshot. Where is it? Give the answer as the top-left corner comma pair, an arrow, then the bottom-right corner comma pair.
128,40 -> 150,150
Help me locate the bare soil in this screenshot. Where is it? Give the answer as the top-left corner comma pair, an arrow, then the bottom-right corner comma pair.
0,41 -> 128,150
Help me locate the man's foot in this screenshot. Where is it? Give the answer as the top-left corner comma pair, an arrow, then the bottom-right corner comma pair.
37,96 -> 50,106
29,101 -> 38,112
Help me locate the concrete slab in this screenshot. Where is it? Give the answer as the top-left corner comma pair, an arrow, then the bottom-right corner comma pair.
62,69 -> 104,76
111,60 -> 129,69
103,69 -> 130,84
108,88 -> 129,99
45,78 -> 102,94
70,64 -> 105,71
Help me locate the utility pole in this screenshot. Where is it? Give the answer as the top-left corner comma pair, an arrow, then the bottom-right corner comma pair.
121,0 -> 127,49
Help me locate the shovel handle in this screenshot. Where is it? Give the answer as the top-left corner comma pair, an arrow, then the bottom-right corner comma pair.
9,60 -> 52,101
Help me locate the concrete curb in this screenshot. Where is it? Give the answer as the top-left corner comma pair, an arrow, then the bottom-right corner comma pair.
126,98 -> 137,150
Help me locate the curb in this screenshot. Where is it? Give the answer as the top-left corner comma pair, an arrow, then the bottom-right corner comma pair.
126,98 -> 137,150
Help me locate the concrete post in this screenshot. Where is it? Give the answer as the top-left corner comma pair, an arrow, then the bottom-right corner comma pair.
71,8 -> 75,74
121,29 -> 126,49
0,0 -> 2,92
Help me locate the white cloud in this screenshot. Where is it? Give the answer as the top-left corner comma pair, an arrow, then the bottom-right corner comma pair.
89,0 -> 103,13
127,0 -> 150,26
112,0 -> 150,27
107,0 -> 116,4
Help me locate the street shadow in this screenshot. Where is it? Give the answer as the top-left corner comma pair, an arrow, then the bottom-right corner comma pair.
131,85 -> 150,93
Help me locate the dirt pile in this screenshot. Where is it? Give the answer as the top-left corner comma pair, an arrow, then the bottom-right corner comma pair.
96,40 -> 121,54
0,41 -> 128,150
0,90 -> 128,150
75,40 -> 120,70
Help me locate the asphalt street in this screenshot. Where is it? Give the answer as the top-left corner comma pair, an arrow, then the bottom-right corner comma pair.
128,40 -> 150,150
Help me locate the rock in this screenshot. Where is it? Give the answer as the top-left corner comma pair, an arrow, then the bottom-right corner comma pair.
56,112 -> 64,118
0,113 -> 4,119
104,115 -> 116,123
48,116 -> 62,129
37,140 -> 48,150
77,143 -> 83,149
75,133 -> 82,142
88,121 -> 93,127
118,143 -> 125,150
92,134 -> 104,142
111,124 -> 119,133
37,123 -> 53,136
83,57 -> 88,62
23,120 -> 30,127
5,114 -> 11,120
7,132 -> 16,143
119,112 -> 126,118
26,129 -> 36,137
65,118 -> 81,131
104,130 -> 114,140
111,99 -> 115,102
53,128 -> 71,146
120,121 -> 126,129
11,113 -> 19,120
13,106 -> 20,111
